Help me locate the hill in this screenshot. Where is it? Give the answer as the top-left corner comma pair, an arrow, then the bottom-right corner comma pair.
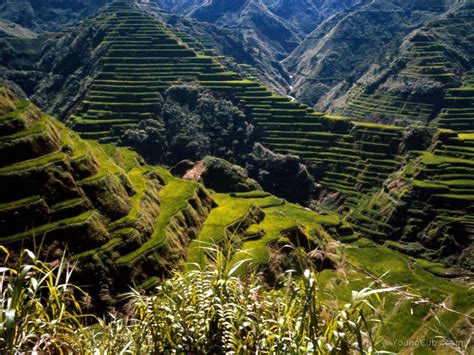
8,0 -> 461,271
150,0 -> 206,14
263,0 -> 362,35
191,0 -> 301,60
335,0 -> 474,127
0,84 -> 339,307
0,0 -> 109,32
2,85 -> 473,352
285,0 -> 458,110
0,85 -> 212,309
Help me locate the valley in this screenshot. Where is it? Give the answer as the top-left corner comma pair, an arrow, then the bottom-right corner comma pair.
0,0 -> 473,353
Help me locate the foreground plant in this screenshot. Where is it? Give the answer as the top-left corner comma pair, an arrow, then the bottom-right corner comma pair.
0,247 -> 88,353
0,244 -> 390,354
87,243 -> 389,354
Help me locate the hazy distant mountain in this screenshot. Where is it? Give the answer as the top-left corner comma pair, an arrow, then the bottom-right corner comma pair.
0,0 -> 108,31
284,0 -> 455,109
150,0 -> 204,14
191,0 -> 301,59
262,0 -> 362,34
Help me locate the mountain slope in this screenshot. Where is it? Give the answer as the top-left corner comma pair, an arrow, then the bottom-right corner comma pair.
0,85 -> 215,308
285,0 -> 453,108
0,0 -> 109,31
2,86 -> 473,353
263,0 -> 362,34
191,0 -> 301,59
150,0 -> 204,14
3,0 -> 473,272
0,83 -> 346,309
335,0 -> 474,126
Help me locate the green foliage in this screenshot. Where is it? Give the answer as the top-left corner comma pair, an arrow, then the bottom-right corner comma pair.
112,266 -> 385,353
246,143 -> 316,204
0,245 -> 396,353
0,247 -> 87,353
119,85 -> 256,165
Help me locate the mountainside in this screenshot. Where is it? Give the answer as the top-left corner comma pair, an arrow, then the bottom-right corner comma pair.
153,0 -> 362,35
1,83 -> 473,352
335,0 -> 474,127
1,1 -> 474,351
0,0 -> 109,32
141,3 -> 292,93
0,84 -> 341,308
1,0 -> 468,271
285,0 -> 455,109
150,0 -> 204,14
0,20 -> 46,100
0,85 -> 180,308
191,0 -> 301,60
263,0 -> 362,34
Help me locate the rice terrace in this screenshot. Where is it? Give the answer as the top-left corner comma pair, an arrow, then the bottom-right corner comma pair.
0,0 -> 473,353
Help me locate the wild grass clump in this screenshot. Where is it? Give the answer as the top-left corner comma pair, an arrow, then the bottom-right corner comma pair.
0,244 -> 390,353
0,247 -> 88,353
109,265 -> 386,353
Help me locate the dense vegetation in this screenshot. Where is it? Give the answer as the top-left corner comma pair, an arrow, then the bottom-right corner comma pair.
0,246 -> 390,353
1,0 -> 473,353
118,85 -> 256,165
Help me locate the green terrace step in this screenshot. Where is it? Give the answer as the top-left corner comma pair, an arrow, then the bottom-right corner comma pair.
257,122 -> 327,130
101,56 -> 215,64
73,118 -> 138,131
81,101 -> 160,112
104,49 -> 197,58
0,152 -> 67,175
345,89 -> 436,122
2,210 -> 98,245
102,64 -> 221,72
77,131 -> 110,140
90,84 -> 169,92
254,115 -> 323,124
78,112 -> 152,121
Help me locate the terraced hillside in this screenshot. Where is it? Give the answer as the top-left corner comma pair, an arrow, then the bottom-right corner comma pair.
4,84 -> 473,353
67,1 -> 411,208
436,70 -> 474,132
348,129 -> 474,270
65,1 -> 474,273
340,0 -> 474,126
68,0 -> 240,142
1,85 -> 353,305
185,190 -> 474,353
0,86 -> 215,307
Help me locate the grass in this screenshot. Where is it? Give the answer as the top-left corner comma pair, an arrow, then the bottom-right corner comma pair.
1,245 -> 393,353
109,167 -> 153,230
0,195 -> 42,212
3,210 -> 96,243
117,173 -> 199,265
412,179 -> 450,191
420,151 -> 474,166
187,191 -> 340,272
319,238 -> 474,353
233,201 -> 339,268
